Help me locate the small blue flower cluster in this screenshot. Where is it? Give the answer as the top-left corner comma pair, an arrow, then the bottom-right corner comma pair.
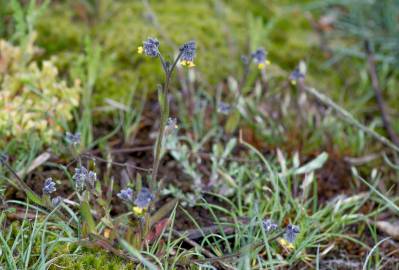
65,132 -> 81,145
42,178 -> 63,207
139,37 -> 160,57
117,187 -> 154,209
262,219 -> 278,232
217,102 -> 231,115
251,48 -> 270,69
284,224 -> 300,243
180,40 -> 196,63
289,61 -> 307,85
138,38 -> 197,68
262,219 -> 300,244
73,166 -> 97,190
43,178 -> 56,194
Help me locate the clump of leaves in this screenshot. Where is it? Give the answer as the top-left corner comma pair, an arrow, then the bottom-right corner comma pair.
0,35 -> 81,147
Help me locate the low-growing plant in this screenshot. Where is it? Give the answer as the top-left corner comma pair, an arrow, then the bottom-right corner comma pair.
0,36 -> 81,150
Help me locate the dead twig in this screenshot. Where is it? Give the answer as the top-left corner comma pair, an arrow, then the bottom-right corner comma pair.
76,154 -> 152,172
299,82 -> 399,153
365,40 -> 399,147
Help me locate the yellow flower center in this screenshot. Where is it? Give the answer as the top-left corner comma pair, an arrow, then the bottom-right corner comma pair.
257,60 -> 270,70
277,238 -> 295,251
132,206 -> 145,215
181,60 -> 195,68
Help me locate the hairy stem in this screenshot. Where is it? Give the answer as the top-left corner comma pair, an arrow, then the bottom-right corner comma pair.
151,51 -> 183,190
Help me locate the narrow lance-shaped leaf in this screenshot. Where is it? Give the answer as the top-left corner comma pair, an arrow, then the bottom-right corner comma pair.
294,152 -> 329,175
80,201 -> 96,234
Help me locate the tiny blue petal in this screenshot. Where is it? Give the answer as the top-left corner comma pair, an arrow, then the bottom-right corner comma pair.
117,187 -> 133,202
262,219 -> 278,232
251,48 -> 267,64
65,132 -> 81,145
52,196 -> 62,206
43,178 -> 56,194
134,188 -> 155,208
217,102 -> 231,115
284,224 -> 300,243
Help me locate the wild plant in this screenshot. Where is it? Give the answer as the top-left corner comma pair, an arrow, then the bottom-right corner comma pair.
0,36 -> 198,266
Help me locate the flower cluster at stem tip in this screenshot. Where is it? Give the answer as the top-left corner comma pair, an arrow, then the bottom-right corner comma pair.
43,178 -> 56,194
72,166 -> 97,191
251,48 -> 270,70
137,37 -> 160,57
289,61 -> 307,85
179,40 -> 196,67
117,187 -> 155,216
284,224 -> 300,243
262,219 -> 300,250
138,38 -> 197,68
42,178 -> 63,206
65,132 -> 81,145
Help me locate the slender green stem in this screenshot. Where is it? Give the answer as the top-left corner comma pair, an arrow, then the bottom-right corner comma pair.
234,57 -> 252,105
151,51 -> 184,190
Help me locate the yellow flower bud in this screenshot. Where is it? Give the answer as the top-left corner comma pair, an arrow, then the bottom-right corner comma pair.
277,238 -> 295,251
132,206 -> 144,215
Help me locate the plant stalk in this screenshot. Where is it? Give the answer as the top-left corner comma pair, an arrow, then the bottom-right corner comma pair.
151,51 -> 183,190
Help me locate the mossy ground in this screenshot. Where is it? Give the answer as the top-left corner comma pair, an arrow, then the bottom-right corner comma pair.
35,0 -> 328,102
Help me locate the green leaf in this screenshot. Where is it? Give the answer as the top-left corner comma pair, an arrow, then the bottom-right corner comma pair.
26,191 -> 44,207
225,109 -> 241,133
150,199 -> 177,227
119,239 -> 158,270
80,201 -> 96,234
294,152 -> 329,175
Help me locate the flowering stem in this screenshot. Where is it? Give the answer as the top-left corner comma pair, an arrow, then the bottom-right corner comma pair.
233,56 -> 252,107
151,51 -> 183,190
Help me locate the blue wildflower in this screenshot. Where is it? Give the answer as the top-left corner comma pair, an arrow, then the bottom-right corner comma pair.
73,166 -> 88,190
117,187 -> 133,202
134,187 -> 155,208
284,224 -> 300,243
138,38 -> 160,57
86,171 -> 97,187
65,132 -> 81,145
165,117 -> 178,135
241,55 -> 249,65
251,48 -> 270,69
43,178 -> 56,194
180,40 -> 196,67
72,166 -> 96,190
289,61 -> 307,85
262,219 -> 278,232
217,102 -> 231,115
52,196 -> 62,206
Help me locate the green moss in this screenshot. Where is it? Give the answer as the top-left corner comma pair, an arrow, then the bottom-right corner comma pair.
35,0 -> 321,104
51,247 -> 135,270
